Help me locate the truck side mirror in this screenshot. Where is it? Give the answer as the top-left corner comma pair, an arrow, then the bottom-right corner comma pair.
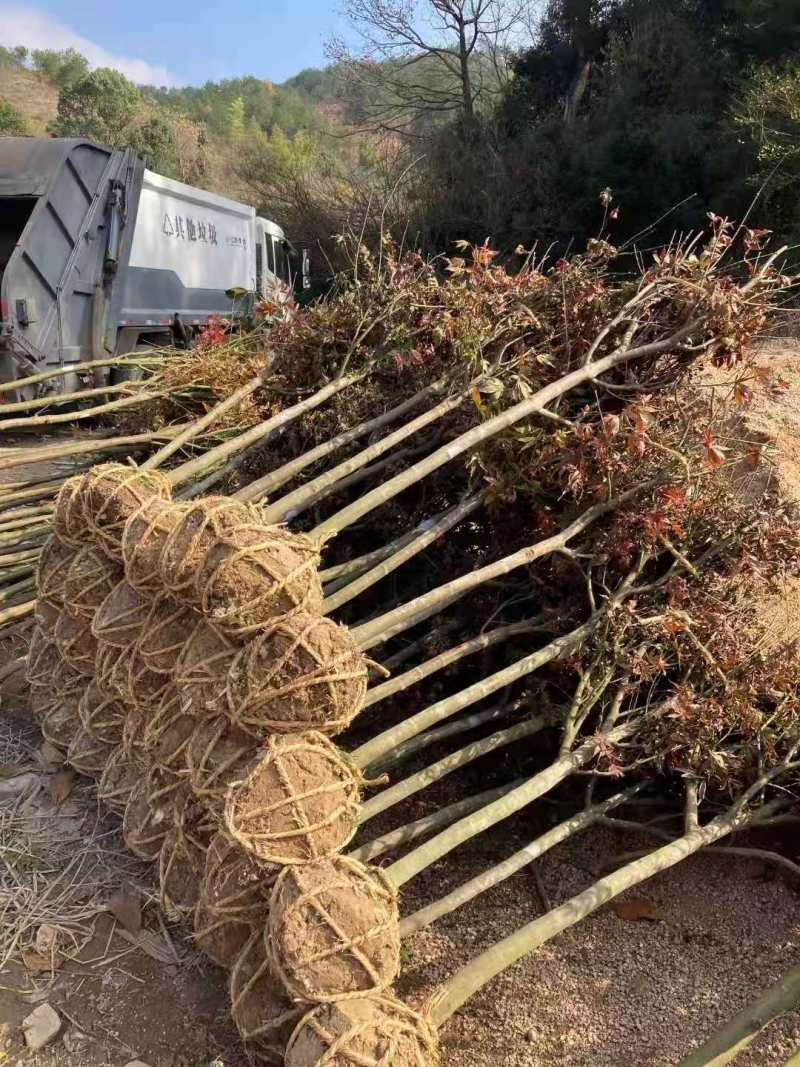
302,249 -> 311,291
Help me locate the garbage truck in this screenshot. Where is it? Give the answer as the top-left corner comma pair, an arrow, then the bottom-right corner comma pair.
0,137 -> 305,401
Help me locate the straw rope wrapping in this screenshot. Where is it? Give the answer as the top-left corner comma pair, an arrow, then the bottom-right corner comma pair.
121,498 -> 189,593
268,856 -> 400,1004
78,680 -> 128,746
109,646 -> 173,712
226,614 -> 368,737
138,596 -> 200,674
53,607 -> 97,675
38,688 -> 83,751
284,996 -> 439,1067
92,581 -> 153,649
36,534 -> 76,603
26,627 -> 69,690
173,617 -> 238,692
34,597 -> 61,640
194,833 -> 279,968
97,748 -> 140,815
122,766 -> 183,861
63,546 -> 123,620
223,732 -> 363,866
192,524 -> 323,638
79,463 -> 171,557
229,928 -> 304,1066
67,724 -> 115,779
121,704 -> 156,771
158,793 -> 215,922
185,715 -> 260,813
53,476 -> 89,547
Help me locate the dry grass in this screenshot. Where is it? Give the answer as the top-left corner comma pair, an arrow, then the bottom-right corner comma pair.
0,66 -> 59,134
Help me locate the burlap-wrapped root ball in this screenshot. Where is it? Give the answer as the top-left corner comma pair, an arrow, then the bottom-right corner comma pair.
268,857 -> 400,1004
53,607 -> 97,675
122,498 -> 188,592
78,680 -> 127,746
159,497 -> 261,599
97,644 -> 171,712
63,547 -> 123,619
67,724 -> 115,779
174,617 -> 237,691
53,476 -> 89,546
78,462 -> 171,557
98,748 -> 140,816
93,581 -> 152,649
194,834 -> 278,969
121,704 -> 157,771
139,597 -> 200,675
192,523 -> 323,637
123,766 -> 182,861
230,928 -> 303,1066
158,792 -> 215,922
144,701 -> 195,775
34,597 -> 62,641
36,534 -> 76,603
38,686 -> 84,751
224,732 -> 362,865
186,715 -> 260,813
284,996 -> 439,1067
26,626 -> 66,691
226,613 -> 368,737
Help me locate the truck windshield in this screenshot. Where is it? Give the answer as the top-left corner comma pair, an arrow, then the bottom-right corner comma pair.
273,238 -> 290,284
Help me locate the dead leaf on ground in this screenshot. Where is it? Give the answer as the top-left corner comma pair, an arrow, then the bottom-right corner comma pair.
107,890 -> 142,935
49,769 -> 75,806
116,927 -> 177,964
612,897 -> 664,923
21,950 -> 60,973
38,741 -> 65,767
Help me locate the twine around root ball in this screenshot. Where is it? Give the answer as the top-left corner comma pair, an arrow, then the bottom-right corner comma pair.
78,680 -> 128,747
92,581 -> 152,649
79,462 -> 172,556
99,645 -> 172,713
36,534 -> 77,603
26,627 -> 71,689
193,524 -> 323,638
53,476 -> 89,546
223,732 -> 362,866
284,996 -> 439,1067
122,498 -> 189,592
139,597 -> 200,675
38,690 -> 83,752
194,834 -> 278,969
268,856 -> 400,1004
67,724 -> 116,779
34,597 -> 62,641
159,497 -> 261,599
158,793 -> 215,922
230,928 -> 304,1066
54,607 -> 98,676
98,748 -> 140,816
174,617 -> 238,690
123,766 -> 182,862
226,613 -> 368,737
64,547 -> 124,620
186,715 -> 259,813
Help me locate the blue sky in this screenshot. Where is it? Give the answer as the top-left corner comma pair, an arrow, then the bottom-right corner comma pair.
0,2 -> 344,86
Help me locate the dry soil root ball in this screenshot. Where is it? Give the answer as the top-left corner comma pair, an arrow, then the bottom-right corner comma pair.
26,626 -> 64,689
34,597 -> 63,641
159,497 -> 260,599
53,606 -> 97,675
121,704 -> 156,770
194,834 -> 278,968
230,929 -> 303,1066
39,689 -> 83,752
174,617 -> 238,692
97,748 -> 139,815
36,534 -> 76,602
123,766 -> 182,861
64,547 -> 123,619
145,708 -> 195,774
77,680 -> 127,746
158,794 -> 215,922
224,732 -> 362,866
92,581 -> 152,649
79,463 -> 171,556
193,524 -> 323,638
67,724 -> 115,779
99,645 -> 172,712
226,614 -> 368,738
185,715 -> 259,813
284,996 -> 439,1067
121,498 -> 188,592
268,857 -> 400,1004
138,596 -> 200,675
53,476 -> 89,546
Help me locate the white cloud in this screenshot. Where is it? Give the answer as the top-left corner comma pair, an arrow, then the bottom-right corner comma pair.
0,6 -> 180,85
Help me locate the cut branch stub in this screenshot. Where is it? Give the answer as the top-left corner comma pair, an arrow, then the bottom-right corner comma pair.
224,732 -> 362,866
78,680 -> 128,746
138,596 -> 200,675
121,498 -> 188,592
97,748 -> 139,815
226,613 -> 368,738
78,462 -> 171,556
192,524 -> 323,638
185,714 -> 260,812
194,833 -> 278,969
123,766 -> 182,861
53,606 -> 98,675
268,856 -> 400,1004
92,581 -> 152,649
158,791 -> 215,922
230,928 -> 304,1067
53,476 -> 89,546
158,496 -> 261,598
36,534 -> 76,602
64,547 -> 123,619
67,724 -> 115,779
284,995 -> 438,1067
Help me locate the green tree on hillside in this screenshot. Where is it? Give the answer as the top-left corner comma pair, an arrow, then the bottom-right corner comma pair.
0,98 -> 27,135
51,67 -> 141,143
30,48 -> 90,89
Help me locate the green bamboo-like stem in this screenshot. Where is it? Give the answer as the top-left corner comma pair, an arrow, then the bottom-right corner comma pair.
263,387 -> 471,523
321,518 -> 441,591
364,618 -> 547,710
359,716 -> 548,822
348,781 -> 520,864
675,963 -> 800,1067
312,322 -> 697,538
323,492 -> 486,614
351,486 -> 641,651
0,599 -> 35,626
0,523 -> 51,546
141,371 -> 267,471
166,374 -> 361,488
377,621 -> 463,674
0,382 -> 135,415
430,752 -> 796,1026
0,480 -> 64,508
370,699 -> 520,776
0,426 -> 188,471
0,390 -> 163,431
0,354 -> 163,395
0,564 -> 35,585
386,726 -> 629,889
399,785 -> 645,936
0,511 -> 53,535
0,549 -> 40,567
0,503 -> 54,522
0,576 -> 35,604
290,445 -> 426,520
235,379 -> 448,503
